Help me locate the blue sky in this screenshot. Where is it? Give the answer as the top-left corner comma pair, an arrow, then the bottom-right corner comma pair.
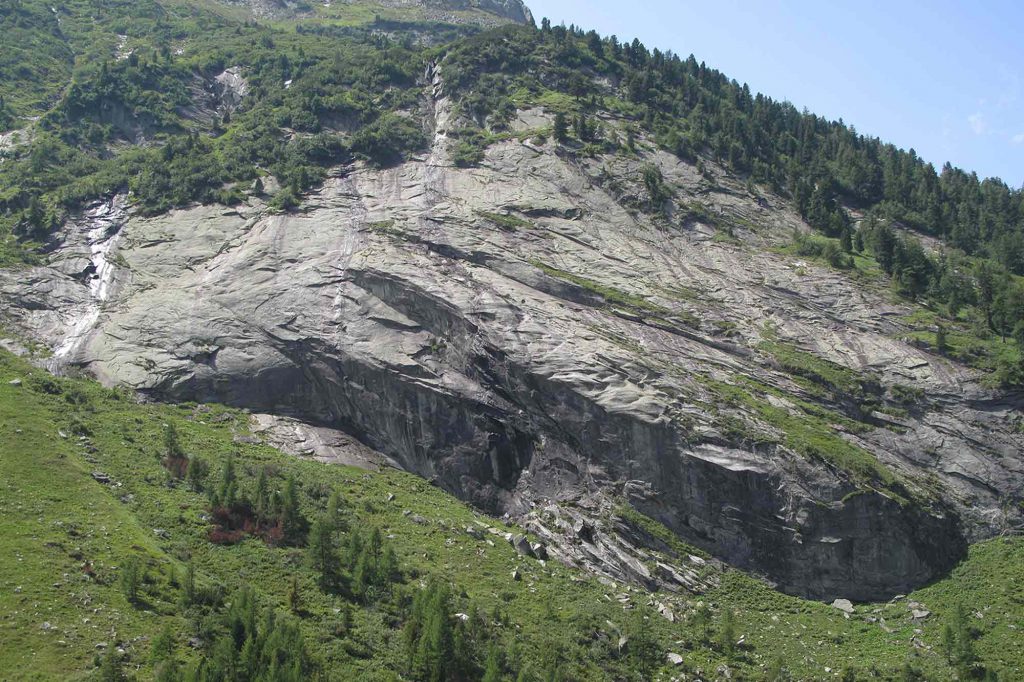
528,0 -> 1024,188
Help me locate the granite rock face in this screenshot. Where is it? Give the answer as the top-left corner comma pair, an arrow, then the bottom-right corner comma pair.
2,96 -> 1021,601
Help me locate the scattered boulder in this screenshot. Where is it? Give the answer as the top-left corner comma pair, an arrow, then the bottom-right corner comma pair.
667,652 -> 684,666
8,378 -> 21,387
907,601 -> 931,620
91,472 -> 112,485
831,598 -> 855,615
512,534 -> 535,558
0,340 -> 28,356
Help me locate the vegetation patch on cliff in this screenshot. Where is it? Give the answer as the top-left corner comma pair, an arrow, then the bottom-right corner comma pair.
530,259 -> 669,316
759,339 -> 872,398
701,376 -> 899,490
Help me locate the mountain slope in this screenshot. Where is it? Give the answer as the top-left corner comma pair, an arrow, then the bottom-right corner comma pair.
2,349 -> 1023,680
0,3 -> 1023,679
3,63 -> 1021,601
0,0 -> 529,136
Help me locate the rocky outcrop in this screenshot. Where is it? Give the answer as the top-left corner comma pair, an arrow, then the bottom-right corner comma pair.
2,99 -> 1021,601
213,68 -> 249,111
521,499 -> 721,594
175,68 -> 250,127
213,0 -> 532,25
250,412 -> 403,470
425,0 -> 533,24
0,126 -> 33,153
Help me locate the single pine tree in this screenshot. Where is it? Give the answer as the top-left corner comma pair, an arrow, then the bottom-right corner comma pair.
553,112 -> 568,143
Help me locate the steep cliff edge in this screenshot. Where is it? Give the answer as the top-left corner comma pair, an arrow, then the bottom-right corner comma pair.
3,87 -> 1021,601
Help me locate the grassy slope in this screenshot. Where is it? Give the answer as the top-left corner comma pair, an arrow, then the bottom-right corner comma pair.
0,348 -> 1022,680
0,0 -> 234,124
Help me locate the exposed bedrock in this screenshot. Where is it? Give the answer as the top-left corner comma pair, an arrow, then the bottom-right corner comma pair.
1,112 -> 1020,601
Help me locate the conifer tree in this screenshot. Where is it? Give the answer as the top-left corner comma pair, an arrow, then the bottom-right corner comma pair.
900,662 -> 922,681
288,575 -> 302,613
840,226 -> 853,253
406,580 -> 457,682
627,606 -> 659,679
719,607 -> 736,657
482,644 -> 502,682
182,561 -> 198,606
693,601 -> 712,641
98,650 -> 127,682
151,623 -> 175,658
121,556 -> 142,604
947,603 -> 976,672
306,516 -> 337,589
279,475 -> 306,544
254,468 -> 270,520
553,112 -> 568,143
572,113 -> 588,142
326,489 -> 348,530
164,423 -> 183,458
218,456 -> 237,508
